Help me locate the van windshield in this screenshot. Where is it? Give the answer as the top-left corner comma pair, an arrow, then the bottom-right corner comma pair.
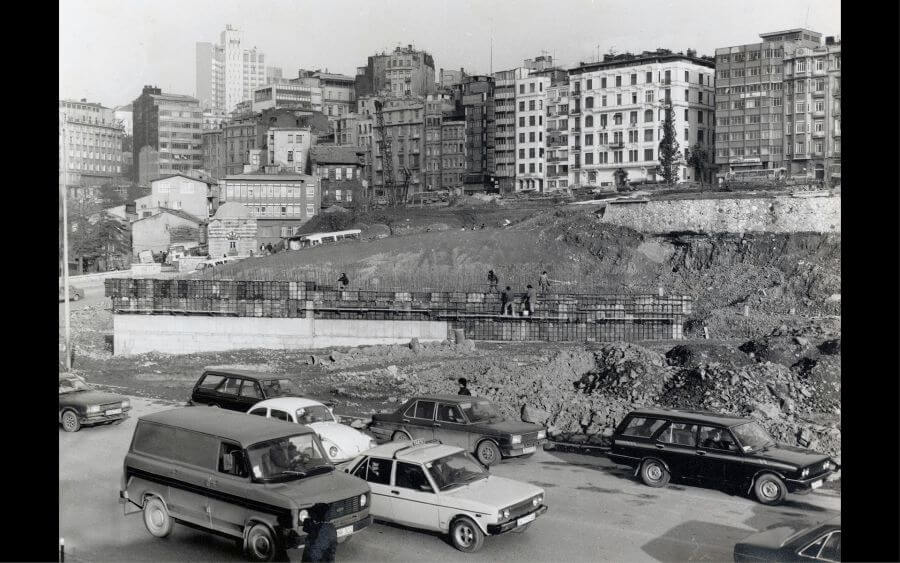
261,378 -> 302,397
247,434 -> 333,482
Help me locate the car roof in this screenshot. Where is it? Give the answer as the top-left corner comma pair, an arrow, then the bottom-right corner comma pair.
628,407 -> 750,428
139,407 -> 314,448
250,397 -> 325,411
363,441 -> 464,464
202,369 -> 296,381
403,395 -> 487,405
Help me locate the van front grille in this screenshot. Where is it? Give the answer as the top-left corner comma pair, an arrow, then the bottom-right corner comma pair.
326,495 -> 361,519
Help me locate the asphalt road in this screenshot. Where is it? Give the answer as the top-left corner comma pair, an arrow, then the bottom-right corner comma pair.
59,398 -> 840,563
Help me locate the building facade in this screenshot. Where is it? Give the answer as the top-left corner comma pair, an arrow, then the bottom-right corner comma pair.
134,174 -> 215,220
219,173 -> 321,243
114,104 -> 133,136
202,128 -> 226,180
267,127 -> 312,173
492,67 -> 530,192
361,96 -> 426,198
196,24 -> 269,114
545,80 -> 570,191
131,208 -> 203,256
440,113 -> 466,191
252,80 -> 323,113
311,146 -> 365,208
568,50 -> 716,188
59,99 -> 125,187
461,76 -> 496,193
514,75 -> 549,191
132,86 -> 203,183
207,202 -> 257,257
439,68 -> 467,89
357,45 -> 436,98
424,93 -> 456,192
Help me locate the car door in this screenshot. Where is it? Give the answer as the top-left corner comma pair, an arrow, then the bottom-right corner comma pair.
237,380 -> 264,411
696,425 -> 744,483
207,441 -> 251,537
653,421 -> 700,477
193,373 -> 226,405
614,416 -> 668,463
353,457 -> 394,521
433,403 -> 470,450
164,428 -> 220,528
389,461 -> 441,531
211,377 -> 243,411
404,401 -> 436,440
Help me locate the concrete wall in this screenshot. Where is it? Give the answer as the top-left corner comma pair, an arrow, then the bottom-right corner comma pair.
113,314 -> 449,355
600,194 -> 840,234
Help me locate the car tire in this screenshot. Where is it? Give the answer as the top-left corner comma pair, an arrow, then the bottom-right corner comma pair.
61,410 -> 81,433
476,440 -> 501,467
392,431 -> 411,442
754,473 -> 787,505
450,516 -> 485,553
245,523 -> 284,562
142,496 -> 173,538
640,458 -> 670,487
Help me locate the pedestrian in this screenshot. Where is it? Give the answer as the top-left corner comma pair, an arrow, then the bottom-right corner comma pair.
500,286 -> 514,317
301,502 -> 337,563
539,271 -> 551,293
266,243 -> 274,254
525,284 -> 536,315
487,270 -> 498,293
338,273 -> 350,287
457,377 -> 472,396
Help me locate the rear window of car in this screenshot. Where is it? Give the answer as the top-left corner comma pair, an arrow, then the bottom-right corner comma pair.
198,374 -> 226,390
132,422 -> 219,470
621,417 -> 666,438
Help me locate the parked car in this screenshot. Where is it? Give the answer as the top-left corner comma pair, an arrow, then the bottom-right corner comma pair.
733,516 -> 840,562
58,286 -> 84,302
368,395 -> 547,466
189,369 -> 329,412
248,397 -> 376,463
120,407 -> 372,561
59,374 -> 131,432
608,408 -> 839,505
344,439 -> 547,553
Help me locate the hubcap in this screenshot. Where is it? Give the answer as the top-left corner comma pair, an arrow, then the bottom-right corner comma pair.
253,535 -> 270,556
479,445 -> 494,463
63,413 -> 76,430
647,464 -> 662,481
762,481 -> 778,498
455,524 -> 473,547
150,508 -> 164,528
396,433 -> 409,441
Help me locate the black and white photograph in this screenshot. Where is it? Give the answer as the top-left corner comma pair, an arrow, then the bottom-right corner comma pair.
59,1 -> 848,561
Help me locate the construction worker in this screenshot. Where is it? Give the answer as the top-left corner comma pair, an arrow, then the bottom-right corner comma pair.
487,270 -> 499,293
525,284 -> 537,315
337,273 -> 350,288
539,271 -> 551,293
500,286 -> 514,316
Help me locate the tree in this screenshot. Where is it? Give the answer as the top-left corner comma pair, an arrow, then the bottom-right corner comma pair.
657,104 -> 682,185
686,144 -> 711,184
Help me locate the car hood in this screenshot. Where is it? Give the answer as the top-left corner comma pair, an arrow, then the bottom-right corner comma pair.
59,390 -> 124,407
265,468 -> 369,508
476,420 -> 544,435
749,443 -> 830,468
441,475 -> 541,509
308,422 -> 373,454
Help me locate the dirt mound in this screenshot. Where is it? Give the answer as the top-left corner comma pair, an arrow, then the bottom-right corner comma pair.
665,343 -> 753,369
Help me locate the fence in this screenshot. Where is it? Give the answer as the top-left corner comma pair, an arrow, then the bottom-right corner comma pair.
106,278 -> 691,342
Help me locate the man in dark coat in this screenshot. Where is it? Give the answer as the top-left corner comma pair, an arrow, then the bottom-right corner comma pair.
500,286 -> 513,316
458,377 -> 472,396
525,284 -> 537,315
302,503 -> 337,562
337,273 -> 350,287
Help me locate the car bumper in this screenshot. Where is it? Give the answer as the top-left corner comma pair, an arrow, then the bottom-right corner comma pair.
486,505 -> 547,535
785,471 -> 834,492
82,412 -> 130,426
501,439 -> 547,457
282,515 -> 373,549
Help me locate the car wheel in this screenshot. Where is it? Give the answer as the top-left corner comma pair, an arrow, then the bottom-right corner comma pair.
476,440 -> 501,467
392,431 -> 411,442
245,523 -> 283,562
61,410 -> 81,433
640,458 -> 670,487
450,516 -> 485,553
512,523 -> 531,533
142,496 -> 173,538
754,473 -> 787,505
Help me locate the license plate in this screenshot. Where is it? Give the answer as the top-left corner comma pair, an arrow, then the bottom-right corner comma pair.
517,513 -> 536,527
336,525 -> 353,538
523,446 -> 536,454
811,480 -> 822,489
106,408 -> 122,415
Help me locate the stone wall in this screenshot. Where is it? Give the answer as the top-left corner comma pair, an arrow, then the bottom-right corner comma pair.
599,194 -> 840,234
208,217 -> 257,258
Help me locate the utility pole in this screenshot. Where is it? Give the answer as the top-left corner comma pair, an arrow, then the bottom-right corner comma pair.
59,111 -> 71,371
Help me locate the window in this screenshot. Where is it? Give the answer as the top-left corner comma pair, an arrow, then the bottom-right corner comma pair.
645,71 -> 652,83
630,74 -> 637,85
584,152 -> 593,165
306,203 -> 315,215
658,422 -> 697,446
529,148 -> 536,158
132,424 -> 218,469
519,117 -> 525,127
616,94 -> 622,105
240,381 -> 262,398
698,426 -> 739,452
586,79 -> 592,90
519,132 -> 526,142
529,163 -> 535,173
585,96 -> 594,108
396,462 -> 433,492
436,404 -> 464,423
615,75 -> 621,87
519,101 -> 525,111
815,59 -> 825,72
621,417 -> 665,438
364,457 -> 393,485
645,90 -> 654,103
684,129 -> 689,141
529,132 -> 536,142
628,149 -> 637,162
684,109 -> 689,121
644,148 -> 653,161
412,400 -> 435,420
529,116 -> 535,126
601,95 -> 607,107
601,77 -> 607,88
598,152 -> 608,164
644,109 -> 653,123
585,115 -> 594,127
519,149 -> 525,159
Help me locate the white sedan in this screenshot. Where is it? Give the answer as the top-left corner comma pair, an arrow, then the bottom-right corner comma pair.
247,397 -> 376,463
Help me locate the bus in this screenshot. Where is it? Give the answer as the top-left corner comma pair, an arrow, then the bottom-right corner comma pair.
720,168 -> 787,183
286,229 -> 362,250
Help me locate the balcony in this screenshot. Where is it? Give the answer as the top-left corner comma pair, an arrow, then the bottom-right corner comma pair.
812,131 -> 825,138
570,107 -> 582,115
573,144 -> 582,151
812,89 -> 826,97
609,141 -> 624,149
573,126 -> 582,133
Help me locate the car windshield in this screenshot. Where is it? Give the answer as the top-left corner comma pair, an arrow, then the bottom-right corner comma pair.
732,422 -> 775,452
459,400 -> 502,423
59,377 -> 90,395
246,434 -> 333,482
296,405 -> 335,424
426,451 -> 489,491
260,378 -> 302,397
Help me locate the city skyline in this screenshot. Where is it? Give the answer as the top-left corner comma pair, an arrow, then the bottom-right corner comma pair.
59,0 -> 840,108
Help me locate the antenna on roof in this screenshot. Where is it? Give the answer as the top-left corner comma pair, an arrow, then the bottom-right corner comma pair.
804,4 -> 810,26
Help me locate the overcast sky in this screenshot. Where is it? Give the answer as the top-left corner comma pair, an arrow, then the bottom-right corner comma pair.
59,0 -> 841,109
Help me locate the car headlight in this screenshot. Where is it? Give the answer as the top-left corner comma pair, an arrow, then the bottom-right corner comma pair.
498,508 -> 510,519
87,405 -> 100,414
537,430 -> 546,440
329,446 -> 339,458
360,493 -> 367,507
121,399 -> 131,409
801,468 -> 809,478
511,435 -> 522,445
298,509 -> 309,524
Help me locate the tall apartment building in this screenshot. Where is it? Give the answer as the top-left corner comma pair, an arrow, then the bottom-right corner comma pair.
440,112 -> 466,191
334,113 -> 360,146
568,50 -> 716,187
266,66 -> 283,84
201,127 -> 225,180
267,127 -> 312,173
424,93 -> 456,192
439,68 -> 467,89
358,96 -> 426,198
545,81 -> 570,190
514,75 -> 550,191
461,76 -> 496,193
132,86 -> 203,184
356,45 -> 436,98
196,25 -> 269,114
59,99 -> 125,187
493,67 -> 530,192
713,29 -> 823,178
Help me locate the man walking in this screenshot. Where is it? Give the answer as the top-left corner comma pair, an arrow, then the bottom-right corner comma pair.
500,286 -> 514,317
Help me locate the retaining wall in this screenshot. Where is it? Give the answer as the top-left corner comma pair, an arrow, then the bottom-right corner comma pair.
600,194 -> 840,234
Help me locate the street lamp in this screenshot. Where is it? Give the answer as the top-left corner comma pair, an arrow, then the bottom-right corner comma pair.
59,111 -> 71,371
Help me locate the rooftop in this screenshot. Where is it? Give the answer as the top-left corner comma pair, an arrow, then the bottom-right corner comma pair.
222,173 -> 315,182
629,407 -> 751,428
139,407 -> 313,448
570,50 -> 715,74
213,202 -> 252,220
152,173 -> 217,186
133,207 -> 203,225
759,28 -> 822,40
365,440 -> 463,464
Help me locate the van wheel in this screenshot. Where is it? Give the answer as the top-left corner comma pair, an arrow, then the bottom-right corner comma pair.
476,440 -> 501,467
640,458 -> 670,487
450,516 -> 485,553
143,497 -> 173,538
754,473 -> 787,505
61,410 -> 81,433
245,523 -> 283,562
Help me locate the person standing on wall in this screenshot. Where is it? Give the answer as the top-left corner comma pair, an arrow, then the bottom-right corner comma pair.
525,284 -> 537,316
487,270 -> 499,293
539,271 -> 551,294
337,273 -> 350,288
500,286 -> 514,317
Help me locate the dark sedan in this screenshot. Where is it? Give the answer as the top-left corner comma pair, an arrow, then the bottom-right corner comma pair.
368,395 -> 547,466
59,374 -> 131,432
734,516 -> 840,562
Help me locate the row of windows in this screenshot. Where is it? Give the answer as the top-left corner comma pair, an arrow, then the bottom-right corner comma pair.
715,146 -> 783,157
245,204 -> 315,218
577,70 -> 711,90
224,184 -> 316,199
316,166 -> 359,180
580,148 -> 657,164
716,83 -> 784,95
67,162 -> 122,173
718,48 -> 784,64
579,87 -> 708,108
66,149 -> 122,161
717,114 -> 783,126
